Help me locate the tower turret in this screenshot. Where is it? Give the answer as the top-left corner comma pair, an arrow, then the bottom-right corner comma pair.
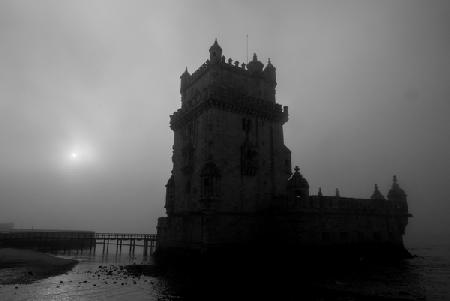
388,175 -> 408,213
209,39 -> 222,64
263,58 -> 276,83
287,166 -> 309,201
371,184 -> 385,200
246,53 -> 264,73
180,67 -> 191,95
387,175 -> 406,201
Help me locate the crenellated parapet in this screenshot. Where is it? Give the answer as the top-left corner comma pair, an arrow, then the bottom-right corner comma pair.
179,40 -> 277,104
287,168 -> 410,218
304,195 -> 410,216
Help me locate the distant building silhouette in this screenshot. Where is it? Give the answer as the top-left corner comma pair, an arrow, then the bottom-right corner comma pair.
156,40 -> 411,258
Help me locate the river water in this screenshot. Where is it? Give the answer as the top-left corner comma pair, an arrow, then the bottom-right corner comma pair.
0,244 -> 449,300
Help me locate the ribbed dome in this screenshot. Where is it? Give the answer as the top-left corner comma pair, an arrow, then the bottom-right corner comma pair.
247,53 -> 264,73
387,175 -> 406,200
371,184 -> 385,200
287,166 -> 309,189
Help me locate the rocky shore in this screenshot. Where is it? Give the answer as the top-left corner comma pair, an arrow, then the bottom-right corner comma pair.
0,248 -> 78,284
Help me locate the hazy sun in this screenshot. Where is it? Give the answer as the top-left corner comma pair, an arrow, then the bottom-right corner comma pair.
60,141 -> 98,170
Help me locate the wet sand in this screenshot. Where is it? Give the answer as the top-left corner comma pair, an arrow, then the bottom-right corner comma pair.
0,250 -> 164,301
0,248 -> 77,284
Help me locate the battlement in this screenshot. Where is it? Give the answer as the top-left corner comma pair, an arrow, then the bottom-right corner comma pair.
287,168 -> 410,216
180,40 -> 277,104
181,55 -> 275,90
303,196 -> 409,214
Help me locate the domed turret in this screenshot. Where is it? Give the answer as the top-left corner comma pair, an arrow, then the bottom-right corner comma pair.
387,175 -> 406,201
209,39 -> 222,64
246,53 -> 264,73
263,58 -> 276,82
371,184 -> 385,200
287,166 -> 309,200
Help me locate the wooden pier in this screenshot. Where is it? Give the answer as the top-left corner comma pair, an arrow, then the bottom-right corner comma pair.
0,230 -> 157,256
95,233 -> 158,256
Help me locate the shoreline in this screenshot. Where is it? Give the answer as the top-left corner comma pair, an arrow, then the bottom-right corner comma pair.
0,248 -> 78,284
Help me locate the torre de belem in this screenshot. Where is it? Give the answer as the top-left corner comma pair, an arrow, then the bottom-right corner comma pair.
156,40 -> 411,258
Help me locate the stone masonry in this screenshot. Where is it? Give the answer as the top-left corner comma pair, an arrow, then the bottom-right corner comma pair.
156,40 -> 411,256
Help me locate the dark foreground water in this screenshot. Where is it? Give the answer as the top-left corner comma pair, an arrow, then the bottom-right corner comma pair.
0,244 -> 449,300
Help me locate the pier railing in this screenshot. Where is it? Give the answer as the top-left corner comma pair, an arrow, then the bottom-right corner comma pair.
0,231 -> 158,256
94,233 -> 158,256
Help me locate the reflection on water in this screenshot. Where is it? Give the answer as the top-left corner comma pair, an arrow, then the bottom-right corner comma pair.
0,244 -> 167,301
0,244 -> 449,300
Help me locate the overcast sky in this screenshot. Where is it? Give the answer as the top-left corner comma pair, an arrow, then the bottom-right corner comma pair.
0,0 -> 449,246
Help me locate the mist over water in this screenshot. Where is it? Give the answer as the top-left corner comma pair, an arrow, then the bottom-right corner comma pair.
0,0 -> 449,248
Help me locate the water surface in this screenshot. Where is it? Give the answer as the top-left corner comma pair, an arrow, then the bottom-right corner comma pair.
1,244 -> 449,300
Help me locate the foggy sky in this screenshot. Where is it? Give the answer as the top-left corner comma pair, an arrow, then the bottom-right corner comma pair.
0,0 -> 449,246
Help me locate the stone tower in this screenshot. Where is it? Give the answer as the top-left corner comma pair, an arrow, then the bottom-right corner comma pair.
158,40 -> 290,252
157,40 -> 411,258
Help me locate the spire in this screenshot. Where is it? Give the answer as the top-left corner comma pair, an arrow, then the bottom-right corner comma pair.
371,184 -> 385,200
180,67 -> 191,93
209,39 -> 222,64
181,67 -> 190,77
